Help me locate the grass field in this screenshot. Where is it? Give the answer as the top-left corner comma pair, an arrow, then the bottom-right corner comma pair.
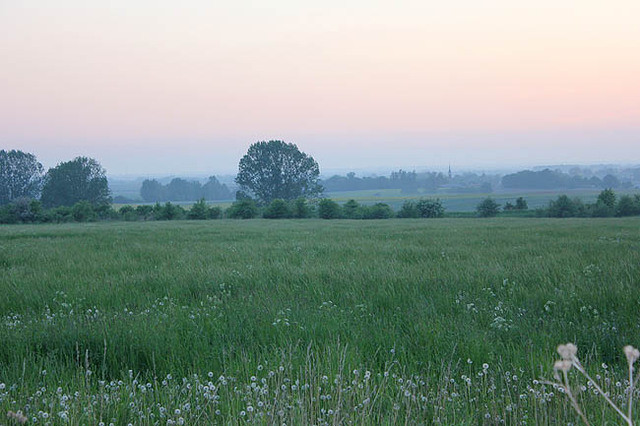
1,218 -> 640,424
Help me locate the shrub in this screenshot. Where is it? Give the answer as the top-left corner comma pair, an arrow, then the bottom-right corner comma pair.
615,195 -> 637,217
188,198 -> 209,220
72,201 -> 97,222
136,205 -> 154,220
119,205 -> 138,221
318,199 -> 341,219
154,202 -> 184,220
342,200 -> 363,219
0,198 -> 43,224
416,198 -> 444,218
226,199 -> 258,219
43,206 -> 73,223
363,203 -> 394,219
263,199 -> 291,219
397,200 -> 419,218
515,197 -> 528,210
547,195 -> 578,218
208,206 -> 222,219
476,197 -> 500,217
291,198 -> 312,218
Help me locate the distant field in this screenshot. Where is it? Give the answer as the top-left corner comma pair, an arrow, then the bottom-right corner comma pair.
1,219 -> 639,423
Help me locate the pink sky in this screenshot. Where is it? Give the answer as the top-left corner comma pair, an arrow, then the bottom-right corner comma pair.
1,0 -> 639,175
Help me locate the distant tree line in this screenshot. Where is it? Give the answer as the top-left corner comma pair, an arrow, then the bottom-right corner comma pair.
140,177 -> 231,202
502,169 -> 631,190
2,146 -> 640,225
540,189 -> 640,218
321,170 -> 450,193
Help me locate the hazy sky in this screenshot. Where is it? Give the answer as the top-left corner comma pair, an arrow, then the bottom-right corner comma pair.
1,0 -> 639,176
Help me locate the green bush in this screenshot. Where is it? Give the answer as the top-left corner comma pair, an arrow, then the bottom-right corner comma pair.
263,199 -> 291,219
188,198 -> 210,220
208,206 -> 222,219
363,203 -> 394,219
397,200 -> 419,218
318,199 -> 341,219
226,199 -> 258,219
342,200 -> 363,219
72,201 -> 97,222
476,197 -> 500,217
416,198 -> 445,218
154,202 -> 185,220
135,205 -> 154,220
291,198 -> 313,218
119,205 -> 138,221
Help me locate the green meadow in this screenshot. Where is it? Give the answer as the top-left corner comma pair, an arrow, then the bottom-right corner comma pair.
1,218 -> 639,424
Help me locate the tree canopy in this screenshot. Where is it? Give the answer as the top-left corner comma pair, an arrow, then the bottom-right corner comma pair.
0,150 -> 44,205
41,157 -> 111,207
235,140 -> 322,204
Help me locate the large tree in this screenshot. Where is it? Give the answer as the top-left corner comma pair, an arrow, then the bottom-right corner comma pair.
41,157 -> 111,207
0,150 -> 44,205
235,140 -> 322,204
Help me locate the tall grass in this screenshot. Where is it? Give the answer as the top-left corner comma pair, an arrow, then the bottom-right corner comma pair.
1,218 -> 639,423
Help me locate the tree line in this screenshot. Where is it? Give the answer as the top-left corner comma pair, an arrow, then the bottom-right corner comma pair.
501,169 -> 630,190
2,143 -> 640,225
140,177 -> 231,202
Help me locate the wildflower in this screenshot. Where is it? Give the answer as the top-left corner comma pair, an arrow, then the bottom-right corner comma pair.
557,343 -> 578,360
208,372 -> 214,378
624,345 -> 640,364
7,411 -> 28,424
482,363 -> 489,370
554,360 -> 572,372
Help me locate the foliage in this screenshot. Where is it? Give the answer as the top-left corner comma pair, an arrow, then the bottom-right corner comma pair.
318,198 -> 341,219
263,199 -> 292,219
547,195 -> 580,218
153,202 -> 185,220
515,197 -> 528,210
291,198 -> 313,218
0,198 -> 43,223
362,202 -> 394,219
616,195 -> 640,217
397,200 -> 420,218
342,199 -> 364,219
119,205 -> 139,221
476,197 -> 500,217
187,198 -> 210,220
416,198 -> 445,218
0,149 -> 44,205
226,199 -> 259,219
235,140 -> 323,204
596,188 -> 616,211
40,157 -> 111,208
71,200 -> 97,222
136,205 -> 154,220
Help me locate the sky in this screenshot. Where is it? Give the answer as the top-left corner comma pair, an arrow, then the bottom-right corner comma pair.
1,0 -> 639,176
